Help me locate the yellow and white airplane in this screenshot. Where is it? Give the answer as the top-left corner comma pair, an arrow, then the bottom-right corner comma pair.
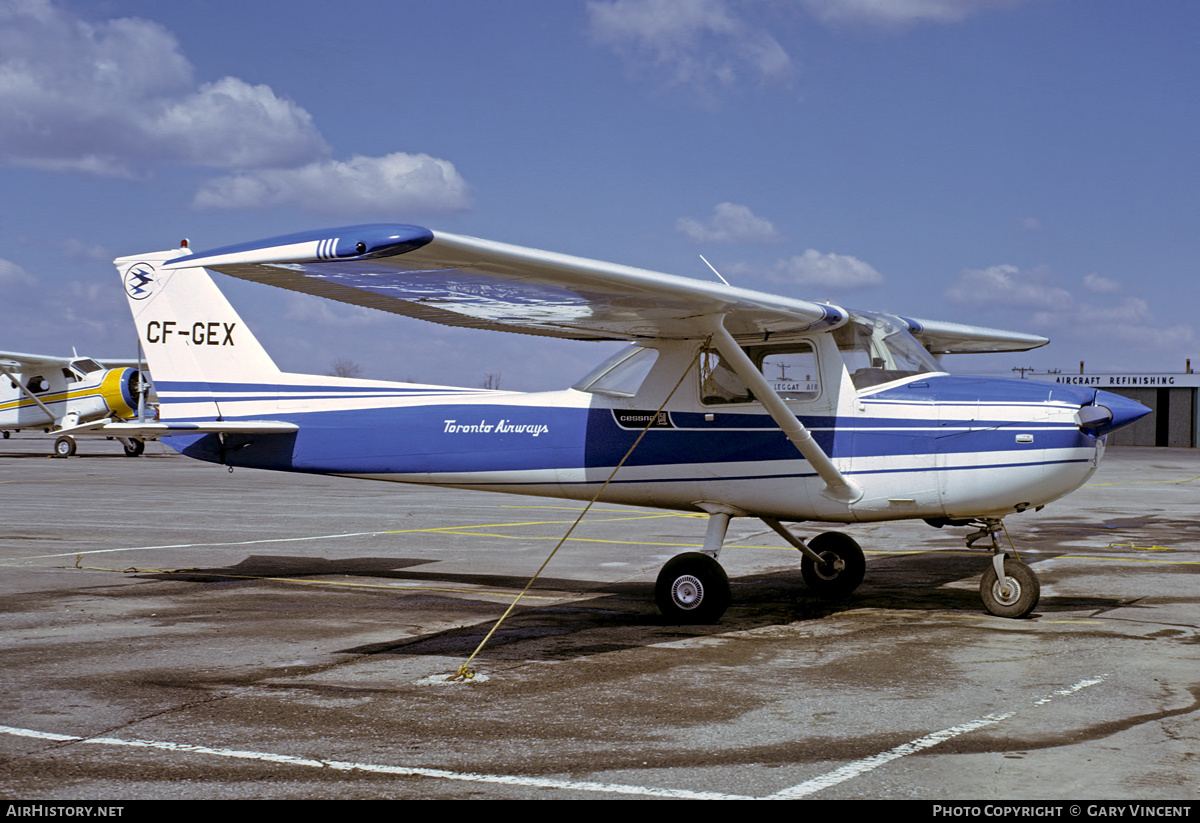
0,351 -> 151,457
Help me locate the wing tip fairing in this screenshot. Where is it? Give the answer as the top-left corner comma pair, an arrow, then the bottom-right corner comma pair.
165,224 -> 434,270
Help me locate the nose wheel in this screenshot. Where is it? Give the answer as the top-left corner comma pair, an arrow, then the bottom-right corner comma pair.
980,554 -> 1040,618
966,520 -> 1041,618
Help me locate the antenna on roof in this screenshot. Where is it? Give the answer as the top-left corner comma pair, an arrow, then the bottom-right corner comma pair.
699,254 -> 730,287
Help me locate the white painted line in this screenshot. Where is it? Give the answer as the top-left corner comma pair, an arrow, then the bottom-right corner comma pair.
0,725 -> 751,799
0,675 -> 1111,800
769,713 -> 1014,799
770,675 -> 1108,799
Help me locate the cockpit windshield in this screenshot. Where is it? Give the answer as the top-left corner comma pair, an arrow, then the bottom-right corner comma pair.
832,311 -> 942,391
68,358 -> 104,378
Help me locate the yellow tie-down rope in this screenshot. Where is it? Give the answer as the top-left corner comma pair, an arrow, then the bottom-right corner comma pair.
447,340 -> 709,681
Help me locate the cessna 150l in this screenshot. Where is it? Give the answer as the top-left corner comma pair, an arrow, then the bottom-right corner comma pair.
109,224 -> 1149,621
0,350 -> 150,457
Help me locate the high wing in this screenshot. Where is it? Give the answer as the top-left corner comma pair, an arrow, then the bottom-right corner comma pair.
157,225 -> 822,341
164,224 -> 1046,352
899,317 -> 1048,355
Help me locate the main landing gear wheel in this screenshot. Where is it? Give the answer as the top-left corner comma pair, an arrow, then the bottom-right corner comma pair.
655,552 -> 731,624
53,435 -> 76,458
980,555 -> 1040,618
801,532 -> 866,599
122,439 -> 145,457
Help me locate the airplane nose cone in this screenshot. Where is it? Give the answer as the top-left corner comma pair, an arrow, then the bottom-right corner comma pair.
1081,390 -> 1152,436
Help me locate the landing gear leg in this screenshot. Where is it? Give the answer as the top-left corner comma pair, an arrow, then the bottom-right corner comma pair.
762,518 -> 866,599
967,519 -> 1040,618
655,512 -> 732,624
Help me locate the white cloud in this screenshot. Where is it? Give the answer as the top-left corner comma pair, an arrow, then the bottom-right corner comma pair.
944,263 -> 1194,362
193,153 -> 472,216
676,203 -> 781,244
1082,272 -> 1120,294
768,249 -> 884,290
0,0 -> 328,176
944,264 -> 1073,310
1031,297 -> 1194,354
588,0 -> 793,100
1015,216 -> 1043,231
0,258 -> 37,288
800,0 -> 1030,28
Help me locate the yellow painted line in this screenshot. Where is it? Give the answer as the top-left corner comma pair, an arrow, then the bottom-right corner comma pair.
380,513 -> 700,536
498,504 -> 702,517
72,566 -> 569,600
1054,554 -> 1200,565
413,529 -> 704,549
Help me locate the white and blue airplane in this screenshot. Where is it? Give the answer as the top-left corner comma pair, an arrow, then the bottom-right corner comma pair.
0,350 -> 150,456
108,224 -> 1149,622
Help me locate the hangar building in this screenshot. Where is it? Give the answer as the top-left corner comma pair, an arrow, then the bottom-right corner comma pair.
1046,371 -> 1198,447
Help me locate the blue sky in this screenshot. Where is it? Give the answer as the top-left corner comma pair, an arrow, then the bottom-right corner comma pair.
1,0 -> 1196,389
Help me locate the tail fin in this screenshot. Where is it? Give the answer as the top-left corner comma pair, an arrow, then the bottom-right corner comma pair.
115,247 -> 281,420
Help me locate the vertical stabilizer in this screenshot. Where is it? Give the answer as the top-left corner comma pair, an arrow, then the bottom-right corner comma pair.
115,249 -> 281,420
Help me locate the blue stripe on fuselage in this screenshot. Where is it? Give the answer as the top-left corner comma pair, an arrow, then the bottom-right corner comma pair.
164,398 -> 1096,476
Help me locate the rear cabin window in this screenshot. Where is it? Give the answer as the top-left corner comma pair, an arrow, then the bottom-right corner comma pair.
574,346 -> 659,397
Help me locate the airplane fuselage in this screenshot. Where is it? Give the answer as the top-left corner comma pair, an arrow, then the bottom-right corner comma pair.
158,337 -> 1118,525
0,365 -> 140,431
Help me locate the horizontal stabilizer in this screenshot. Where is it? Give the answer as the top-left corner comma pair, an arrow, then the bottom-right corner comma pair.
58,420 -> 299,438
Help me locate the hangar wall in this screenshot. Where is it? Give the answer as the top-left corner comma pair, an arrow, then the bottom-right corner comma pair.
1047,372 -> 1198,447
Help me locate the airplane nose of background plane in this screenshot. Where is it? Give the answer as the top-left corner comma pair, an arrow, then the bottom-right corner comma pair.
1077,390 -> 1152,436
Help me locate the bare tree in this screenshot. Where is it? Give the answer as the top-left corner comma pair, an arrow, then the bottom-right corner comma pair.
480,372 -> 502,390
329,357 -> 364,378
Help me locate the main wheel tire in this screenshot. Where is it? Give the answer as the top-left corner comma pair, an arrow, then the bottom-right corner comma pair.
980,555 -> 1040,618
801,531 -> 865,598
54,436 -> 76,458
655,552 -> 731,624
122,439 -> 145,457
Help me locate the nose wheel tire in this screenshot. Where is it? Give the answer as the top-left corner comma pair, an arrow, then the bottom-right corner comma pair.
980,555 -> 1040,618
655,552 -> 731,624
801,532 -> 865,598
122,439 -> 145,457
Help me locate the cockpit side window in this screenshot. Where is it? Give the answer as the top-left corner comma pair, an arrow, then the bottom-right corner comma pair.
758,344 -> 820,401
833,311 -> 941,391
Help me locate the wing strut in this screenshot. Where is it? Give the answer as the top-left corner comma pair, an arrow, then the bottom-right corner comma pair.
705,316 -> 863,504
